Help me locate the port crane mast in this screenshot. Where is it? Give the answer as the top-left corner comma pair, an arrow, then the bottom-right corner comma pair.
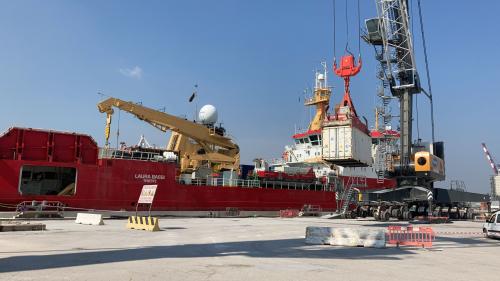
97,97 -> 240,173
364,0 -> 444,188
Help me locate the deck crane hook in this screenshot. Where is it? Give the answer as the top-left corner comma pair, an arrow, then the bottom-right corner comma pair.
333,54 -> 362,117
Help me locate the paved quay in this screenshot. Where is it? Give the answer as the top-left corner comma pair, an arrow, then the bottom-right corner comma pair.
0,217 -> 498,281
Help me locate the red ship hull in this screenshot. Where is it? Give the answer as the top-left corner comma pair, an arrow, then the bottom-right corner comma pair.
0,128 -> 338,212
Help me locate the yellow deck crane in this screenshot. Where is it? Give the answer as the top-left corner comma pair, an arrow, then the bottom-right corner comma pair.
97,97 -> 240,173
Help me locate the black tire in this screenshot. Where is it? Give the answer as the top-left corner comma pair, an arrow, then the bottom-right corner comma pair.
408,211 -> 415,220
356,207 -> 363,217
384,210 -> 391,221
380,210 -> 390,222
468,211 -> 474,220
393,209 -> 401,219
350,211 -> 357,219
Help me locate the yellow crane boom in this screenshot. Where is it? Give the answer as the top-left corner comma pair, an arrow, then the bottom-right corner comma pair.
97,97 -> 239,173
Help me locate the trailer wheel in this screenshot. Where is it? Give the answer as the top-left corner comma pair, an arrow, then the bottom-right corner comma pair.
432,210 -> 439,217
407,211 -> 415,220
350,211 -> 357,219
378,210 -> 385,221
392,208 -> 401,219
356,207 -> 363,217
384,210 -> 391,221
449,212 -> 457,220
361,210 -> 367,218
466,209 -> 474,220
380,210 -> 390,222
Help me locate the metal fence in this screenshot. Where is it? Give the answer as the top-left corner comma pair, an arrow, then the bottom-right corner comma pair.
177,177 -> 260,188
99,148 -> 176,162
177,177 -> 332,191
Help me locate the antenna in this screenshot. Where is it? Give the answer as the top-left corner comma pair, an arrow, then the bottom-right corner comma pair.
193,84 -> 198,122
321,60 -> 328,88
97,92 -> 110,100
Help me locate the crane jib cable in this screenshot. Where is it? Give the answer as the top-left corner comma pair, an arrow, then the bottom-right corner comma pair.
332,0 -> 336,61
357,0 -> 361,57
417,0 -> 436,144
332,0 -> 362,58
345,0 -> 350,54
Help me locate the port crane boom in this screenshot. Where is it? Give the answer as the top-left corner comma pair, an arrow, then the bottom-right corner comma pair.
482,143 -> 499,175
97,97 -> 240,173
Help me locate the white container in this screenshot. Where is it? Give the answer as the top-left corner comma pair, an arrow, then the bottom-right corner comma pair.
322,125 -> 373,166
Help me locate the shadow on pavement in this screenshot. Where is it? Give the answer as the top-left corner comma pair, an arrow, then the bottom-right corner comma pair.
434,236 -> 500,249
0,238 -> 415,273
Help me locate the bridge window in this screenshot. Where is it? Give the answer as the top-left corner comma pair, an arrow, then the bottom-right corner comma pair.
19,165 -> 77,196
309,135 -> 319,146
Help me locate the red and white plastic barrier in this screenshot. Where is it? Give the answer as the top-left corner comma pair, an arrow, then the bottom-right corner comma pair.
386,226 -> 434,248
280,209 -> 300,218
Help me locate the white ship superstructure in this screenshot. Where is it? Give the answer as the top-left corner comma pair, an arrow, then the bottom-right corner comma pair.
272,61 -> 399,190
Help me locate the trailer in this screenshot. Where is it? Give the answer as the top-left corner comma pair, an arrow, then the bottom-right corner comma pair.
348,186 -> 490,221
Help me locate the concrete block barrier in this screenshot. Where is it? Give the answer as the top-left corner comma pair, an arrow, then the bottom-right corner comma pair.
0,222 -> 46,232
75,213 -> 104,226
305,227 -> 386,248
305,227 -> 334,245
126,216 -> 160,232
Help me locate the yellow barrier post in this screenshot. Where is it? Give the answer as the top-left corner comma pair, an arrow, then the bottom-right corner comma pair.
126,216 -> 160,232
126,185 -> 160,232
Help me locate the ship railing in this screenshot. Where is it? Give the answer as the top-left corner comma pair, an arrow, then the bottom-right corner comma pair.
177,177 -> 261,188
99,148 -> 176,163
304,92 -> 330,105
261,181 -> 330,191
176,176 -> 332,191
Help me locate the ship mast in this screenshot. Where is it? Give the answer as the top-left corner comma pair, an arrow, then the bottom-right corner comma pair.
304,62 -> 331,131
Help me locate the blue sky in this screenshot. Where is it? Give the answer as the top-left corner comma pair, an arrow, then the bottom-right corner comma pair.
0,0 -> 499,193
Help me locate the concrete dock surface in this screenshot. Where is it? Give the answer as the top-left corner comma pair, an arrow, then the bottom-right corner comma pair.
0,217 -> 497,281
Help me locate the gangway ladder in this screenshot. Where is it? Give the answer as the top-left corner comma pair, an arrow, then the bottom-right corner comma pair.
339,176 -> 367,215
376,143 -> 387,184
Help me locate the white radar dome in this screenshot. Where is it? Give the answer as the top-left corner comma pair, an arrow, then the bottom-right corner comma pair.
198,104 -> 218,125
317,73 -> 325,80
